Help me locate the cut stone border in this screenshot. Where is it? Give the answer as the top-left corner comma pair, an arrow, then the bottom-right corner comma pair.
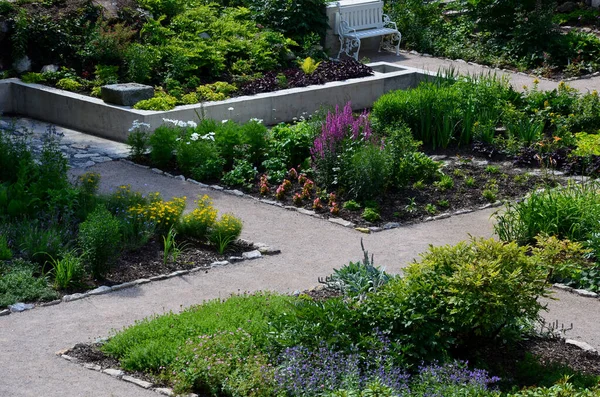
1,238 -> 280,318
553,283 -> 600,300
57,351 -> 196,397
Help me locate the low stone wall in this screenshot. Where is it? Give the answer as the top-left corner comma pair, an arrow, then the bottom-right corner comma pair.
1,63 -> 434,142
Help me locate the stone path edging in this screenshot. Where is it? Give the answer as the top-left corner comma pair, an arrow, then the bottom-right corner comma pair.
553,283 -> 600,299
0,239 -> 280,318
57,352 -> 195,397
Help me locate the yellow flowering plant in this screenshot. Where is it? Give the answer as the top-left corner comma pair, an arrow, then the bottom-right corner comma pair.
209,213 -> 243,254
176,195 -> 218,240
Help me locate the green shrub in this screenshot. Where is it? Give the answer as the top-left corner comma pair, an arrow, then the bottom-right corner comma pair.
133,90 -> 177,111
0,234 -> 12,260
322,241 -> 390,299
102,292 -> 293,373
362,207 -> 381,223
340,144 -> 391,201
364,238 -> 549,362
221,159 -> 257,189
127,120 -> 151,162
149,124 -> 178,168
495,182 -> 600,245
20,72 -> 45,84
214,120 -> 242,169
79,206 -> 122,278
176,195 -> 217,241
209,213 -> 243,254
343,200 -> 361,211
0,260 -> 58,307
196,81 -> 237,102
508,380 -> 600,397
171,329 -> 274,395
532,235 -> 592,286
56,78 -> 83,92
124,43 -> 161,84
241,119 -> 268,166
49,251 -> 85,290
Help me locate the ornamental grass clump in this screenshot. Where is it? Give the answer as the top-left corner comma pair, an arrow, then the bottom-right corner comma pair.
495,181 -> 600,245
209,213 -> 243,254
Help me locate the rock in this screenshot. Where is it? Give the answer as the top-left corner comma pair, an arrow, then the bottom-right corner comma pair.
574,289 -> 599,298
168,270 -> 189,277
62,293 -> 86,302
553,283 -> 573,291
61,354 -> 77,362
296,208 -> 316,216
74,153 -> 99,159
155,387 -> 175,396
87,286 -> 112,296
210,260 -> 230,267
566,339 -> 598,353
41,64 -> 59,73
433,213 -> 451,221
111,281 -> 139,291
210,185 -> 224,191
556,1 -> 577,13
92,156 -> 113,163
355,227 -> 370,234
228,256 -> 244,263
230,189 -> 244,196
242,250 -> 262,260
328,218 -> 355,228
13,56 -> 32,73
136,278 -> 151,285
382,222 -> 400,230
0,309 -> 10,316
8,302 -> 35,312
101,83 -> 154,106
187,179 -> 208,187
122,375 -> 153,389
369,227 -> 382,233
149,274 -> 168,281
151,168 -> 163,174
83,363 -> 102,371
102,368 -> 124,378
175,175 -> 185,181
258,246 -> 281,255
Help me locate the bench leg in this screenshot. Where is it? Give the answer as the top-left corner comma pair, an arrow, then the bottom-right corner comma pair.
338,36 -> 361,61
380,32 -> 402,56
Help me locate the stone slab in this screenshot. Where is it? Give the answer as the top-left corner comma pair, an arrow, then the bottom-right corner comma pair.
101,83 -> 154,106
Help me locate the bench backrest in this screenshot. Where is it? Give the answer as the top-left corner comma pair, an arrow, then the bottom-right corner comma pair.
335,0 -> 385,34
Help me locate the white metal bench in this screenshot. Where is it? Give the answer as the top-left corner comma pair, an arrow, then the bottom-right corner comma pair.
334,0 -> 402,61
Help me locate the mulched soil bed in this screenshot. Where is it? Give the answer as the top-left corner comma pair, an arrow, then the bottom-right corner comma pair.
135,154 -> 564,230
57,238 -> 250,296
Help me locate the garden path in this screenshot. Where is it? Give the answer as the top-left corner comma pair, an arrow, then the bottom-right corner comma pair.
369,50 -> 600,93
3,56 -> 600,396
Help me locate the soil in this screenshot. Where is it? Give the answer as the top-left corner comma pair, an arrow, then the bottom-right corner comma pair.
57,238 -> 250,296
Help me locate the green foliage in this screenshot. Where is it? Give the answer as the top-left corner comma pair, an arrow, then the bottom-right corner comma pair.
434,174 -> 454,191
149,124 -> 178,168
532,235 -> 592,286
265,121 -> 316,173
15,221 -> 68,266
0,260 -> 58,307
362,207 -> 380,223
343,200 -> 361,211
340,144 -> 391,202
573,132 -> 600,157
241,119 -> 268,166
171,329 -> 274,395
386,0 -> 444,53
322,240 -> 391,299
508,377 -> 600,397
0,234 -> 12,260
214,120 -> 242,169
102,292 -> 293,373
124,43 -> 161,84
20,72 -> 46,84
176,195 -> 217,241
299,57 -> 321,74
196,81 -> 237,102
48,251 -> 84,290
78,206 -> 122,278
364,238 -> 549,362
94,64 -> 119,85
209,213 -> 243,254
221,159 -> 257,189
133,90 -> 177,111
495,182 -> 600,245
56,78 -> 83,92
137,0 -> 185,19
126,120 -> 151,162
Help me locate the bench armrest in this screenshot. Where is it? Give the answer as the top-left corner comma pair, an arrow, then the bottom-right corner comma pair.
339,20 -> 357,36
382,14 -> 398,30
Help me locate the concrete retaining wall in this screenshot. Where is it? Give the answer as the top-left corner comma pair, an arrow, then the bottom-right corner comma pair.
1,63 -> 434,142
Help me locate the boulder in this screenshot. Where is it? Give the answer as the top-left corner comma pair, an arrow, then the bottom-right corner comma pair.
12,56 -> 31,73
556,1 -> 577,12
41,64 -> 59,73
101,83 -> 154,106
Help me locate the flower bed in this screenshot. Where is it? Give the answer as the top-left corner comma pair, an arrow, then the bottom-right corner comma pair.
0,122 -> 261,309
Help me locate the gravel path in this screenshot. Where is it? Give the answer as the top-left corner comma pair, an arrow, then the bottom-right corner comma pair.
2,54 -> 600,396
